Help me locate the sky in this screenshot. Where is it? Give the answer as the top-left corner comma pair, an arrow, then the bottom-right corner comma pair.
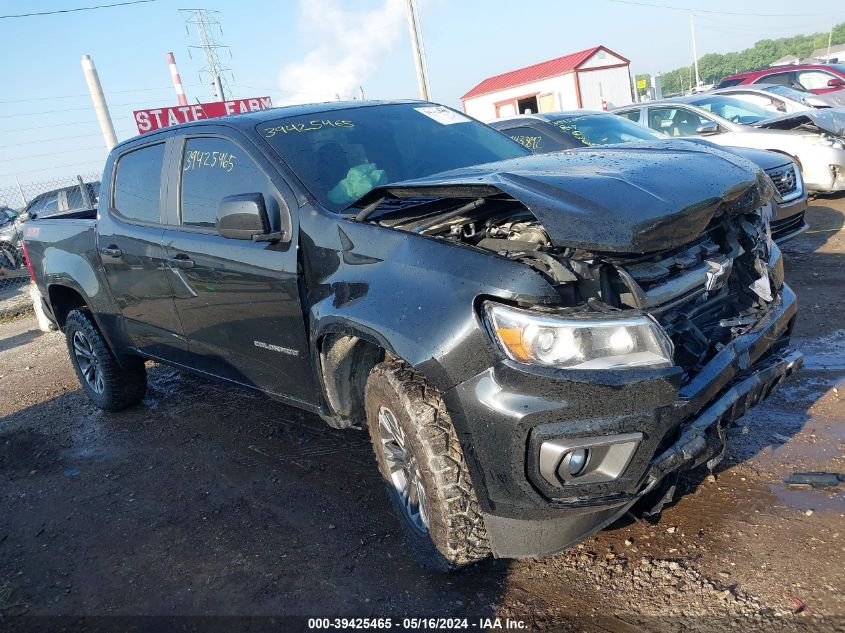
0,0 -> 841,191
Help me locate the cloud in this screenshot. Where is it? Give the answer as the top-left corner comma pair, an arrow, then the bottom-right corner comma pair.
278,0 -> 407,105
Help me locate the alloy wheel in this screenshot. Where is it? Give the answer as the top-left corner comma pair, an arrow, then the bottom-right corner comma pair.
72,330 -> 105,394
377,405 -> 429,533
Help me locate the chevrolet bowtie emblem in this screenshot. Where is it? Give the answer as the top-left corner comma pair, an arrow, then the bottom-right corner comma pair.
705,258 -> 733,294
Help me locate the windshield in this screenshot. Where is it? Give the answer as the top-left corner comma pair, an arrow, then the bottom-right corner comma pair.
548,113 -> 665,146
259,103 -> 529,211
691,95 -> 774,124
762,85 -> 813,103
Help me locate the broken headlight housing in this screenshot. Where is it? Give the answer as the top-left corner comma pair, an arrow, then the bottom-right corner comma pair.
817,135 -> 845,149
484,303 -> 675,370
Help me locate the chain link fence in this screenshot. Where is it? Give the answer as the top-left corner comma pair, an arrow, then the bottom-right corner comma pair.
0,172 -> 101,321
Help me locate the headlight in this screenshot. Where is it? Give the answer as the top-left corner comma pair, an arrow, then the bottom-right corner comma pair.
484,302 -> 675,370
817,135 -> 845,149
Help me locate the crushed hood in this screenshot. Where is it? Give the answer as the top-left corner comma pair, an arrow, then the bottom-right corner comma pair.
364,140 -> 772,254
755,109 -> 845,136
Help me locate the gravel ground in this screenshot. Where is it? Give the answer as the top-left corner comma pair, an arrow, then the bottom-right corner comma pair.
0,198 -> 843,632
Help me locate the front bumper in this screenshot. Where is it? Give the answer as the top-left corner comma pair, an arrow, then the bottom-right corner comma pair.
770,192 -> 808,244
801,148 -> 845,193
443,284 -> 799,559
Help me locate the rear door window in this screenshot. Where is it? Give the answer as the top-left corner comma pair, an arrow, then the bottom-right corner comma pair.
755,71 -> 793,87
647,107 -> 709,137
179,137 -> 273,228
796,70 -> 837,90
616,109 -> 641,123
113,143 -> 166,223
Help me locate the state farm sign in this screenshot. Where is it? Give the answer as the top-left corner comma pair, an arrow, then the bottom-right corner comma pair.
133,96 -> 273,134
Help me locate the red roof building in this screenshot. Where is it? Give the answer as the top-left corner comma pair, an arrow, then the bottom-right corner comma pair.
461,45 -> 634,121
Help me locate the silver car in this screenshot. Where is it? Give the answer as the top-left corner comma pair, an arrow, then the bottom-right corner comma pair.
614,94 -> 845,193
712,84 -> 844,111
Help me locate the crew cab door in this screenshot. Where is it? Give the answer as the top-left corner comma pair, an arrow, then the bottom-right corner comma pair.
98,138 -> 190,362
161,132 -> 316,405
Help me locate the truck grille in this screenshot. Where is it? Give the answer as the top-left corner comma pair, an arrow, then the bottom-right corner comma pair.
765,164 -> 800,201
613,209 -> 778,379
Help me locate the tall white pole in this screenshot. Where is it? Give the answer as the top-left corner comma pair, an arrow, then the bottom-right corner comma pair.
827,17 -> 833,62
406,0 -> 430,100
81,55 -> 117,150
690,14 -> 701,88
166,52 -> 189,106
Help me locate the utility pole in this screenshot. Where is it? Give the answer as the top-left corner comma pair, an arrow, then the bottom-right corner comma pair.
358,86 -> 365,101
181,9 -> 232,101
405,0 -> 430,100
166,52 -> 189,106
80,54 -> 117,150
690,14 -> 701,89
827,16 -> 833,62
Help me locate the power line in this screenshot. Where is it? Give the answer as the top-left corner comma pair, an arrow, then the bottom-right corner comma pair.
604,0 -> 830,18
0,0 -> 157,20
0,160 -> 106,178
14,145 -> 109,161
1,97 -> 204,118
0,83 -> 204,105
0,132 -> 111,149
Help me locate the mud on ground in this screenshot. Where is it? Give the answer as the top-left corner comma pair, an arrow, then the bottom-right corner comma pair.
0,198 -> 843,632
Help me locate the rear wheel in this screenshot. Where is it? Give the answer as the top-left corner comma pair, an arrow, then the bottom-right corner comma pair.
64,309 -> 147,411
365,358 -> 490,571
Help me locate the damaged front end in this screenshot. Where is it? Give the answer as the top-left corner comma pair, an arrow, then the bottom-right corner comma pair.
350,143 -> 801,557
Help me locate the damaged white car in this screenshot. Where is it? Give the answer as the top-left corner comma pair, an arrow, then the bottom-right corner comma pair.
615,94 -> 845,193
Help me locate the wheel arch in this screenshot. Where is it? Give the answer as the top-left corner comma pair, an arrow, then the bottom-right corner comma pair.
314,323 -> 393,429
47,283 -> 90,328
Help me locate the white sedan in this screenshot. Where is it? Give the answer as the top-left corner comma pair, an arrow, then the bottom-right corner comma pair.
614,94 -> 845,193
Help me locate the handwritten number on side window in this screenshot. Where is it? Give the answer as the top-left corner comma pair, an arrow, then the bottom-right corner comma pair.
184,149 -> 236,172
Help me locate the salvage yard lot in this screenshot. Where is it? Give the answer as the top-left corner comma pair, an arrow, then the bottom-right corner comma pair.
1,198 -> 843,631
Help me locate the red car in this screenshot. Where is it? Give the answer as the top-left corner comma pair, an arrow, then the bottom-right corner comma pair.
717,64 -> 845,95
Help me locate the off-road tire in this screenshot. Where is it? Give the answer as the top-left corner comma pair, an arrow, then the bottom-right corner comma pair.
365,358 -> 490,571
65,309 -> 147,411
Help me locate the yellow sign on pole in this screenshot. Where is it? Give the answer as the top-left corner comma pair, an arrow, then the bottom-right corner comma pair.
636,79 -> 648,90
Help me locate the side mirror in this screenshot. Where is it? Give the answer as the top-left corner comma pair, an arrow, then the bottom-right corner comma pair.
826,77 -> 845,88
695,121 -> 720,136
217,193 -> 270,240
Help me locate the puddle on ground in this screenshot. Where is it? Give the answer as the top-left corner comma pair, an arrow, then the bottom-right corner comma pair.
794,330 -> 845,371
768,483 -> 845,513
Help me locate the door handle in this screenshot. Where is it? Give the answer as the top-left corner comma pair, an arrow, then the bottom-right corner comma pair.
169,255 -> 194,270
102,246 -> 122,258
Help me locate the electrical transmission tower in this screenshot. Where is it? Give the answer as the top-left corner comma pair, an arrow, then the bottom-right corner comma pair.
180,8 -> 232,101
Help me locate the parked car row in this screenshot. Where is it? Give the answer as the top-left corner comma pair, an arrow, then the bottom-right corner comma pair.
717,63 -> 845,105
491,111 -> 808,243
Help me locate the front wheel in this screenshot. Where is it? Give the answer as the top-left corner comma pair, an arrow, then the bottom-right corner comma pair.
0,245 -> 19,270
65,309 -> 147,411
365,358 -> 490,571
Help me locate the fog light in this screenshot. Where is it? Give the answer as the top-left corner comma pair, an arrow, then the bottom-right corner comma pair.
567,448 -> 588,476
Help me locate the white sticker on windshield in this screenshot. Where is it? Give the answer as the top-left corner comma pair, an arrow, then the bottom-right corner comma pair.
414,105 -> 470,125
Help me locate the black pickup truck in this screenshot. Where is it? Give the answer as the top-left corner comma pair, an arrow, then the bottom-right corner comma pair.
23,100 -> 801,570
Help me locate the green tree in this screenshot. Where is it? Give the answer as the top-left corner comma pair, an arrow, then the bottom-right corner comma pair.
651,22 -> 845,93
